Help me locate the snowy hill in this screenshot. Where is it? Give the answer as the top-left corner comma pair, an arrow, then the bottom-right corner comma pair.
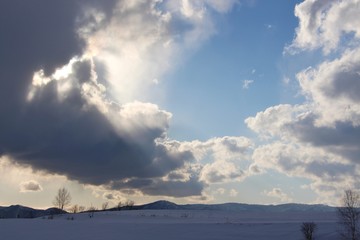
0,205 -> 65,218
131,200 -> 336,213
0,200 -> 336,219
139,200 -> 182,210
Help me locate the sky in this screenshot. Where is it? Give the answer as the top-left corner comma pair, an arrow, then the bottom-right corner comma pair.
1,0 -> 360,209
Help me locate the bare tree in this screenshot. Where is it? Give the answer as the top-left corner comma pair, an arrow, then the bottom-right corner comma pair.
338,189 -> 360,240
78,206 -> 85,213
71,204 -> 86,213
117,201 -> 122,211
125,200 -> 134,210
53,187 -> 71,210
102,202 -> 109,211
70,204 -> 79,213
301,222 -> 317,240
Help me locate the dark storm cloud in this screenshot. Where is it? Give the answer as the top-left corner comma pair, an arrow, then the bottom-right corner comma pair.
111,177 -> 204,198
0,0 -> 82,72
0,0 -> 200,197
0,0 -> 117,93
167,172 -> 188,181
0,0 -> 83,123
141,178 -> 204,197
3,61 -> 194,186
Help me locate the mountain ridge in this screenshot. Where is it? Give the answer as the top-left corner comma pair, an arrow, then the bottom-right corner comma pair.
0,205 -> 66,219
0,200 -> 336,218
132,200 -> 336,212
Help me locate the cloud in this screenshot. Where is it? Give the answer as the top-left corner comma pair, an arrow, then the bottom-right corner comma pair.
169,136 -> 253,185
107,136 -> 254,196
242,79 -> 254,89
199,160 -> 245,184
0,0 -> 242,199
215,188 -> 226,195
229,189 -> 238,197
297,48 -> 360,126
253,141 -> 355,179
175,136 -> 253,161
9,56 -> 193,186
85,0 -> 239,103
19,181 -> 43,193
248,164 -> 262,175
282,76 -> 290,85
246,49 -> 360,201
204,0 -> 239,13
248,106 -> 360,204
287,0 -> 360,54
263,188 -> 292,203
246,104 -> 308,139
140,178 -> 205,198
102,192 -> 129,203
246,0 -> 360,204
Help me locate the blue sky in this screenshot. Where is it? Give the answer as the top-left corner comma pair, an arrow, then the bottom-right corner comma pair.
164,0 -> 303,141
1,0 -> 360,209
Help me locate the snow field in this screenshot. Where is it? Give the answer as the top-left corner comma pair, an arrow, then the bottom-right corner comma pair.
0,210 -> 339,240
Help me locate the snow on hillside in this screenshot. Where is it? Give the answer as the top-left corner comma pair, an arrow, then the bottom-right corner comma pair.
0,209 -> 339,240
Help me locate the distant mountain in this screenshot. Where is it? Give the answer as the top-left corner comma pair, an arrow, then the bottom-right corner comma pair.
140,200 -> 182,210
0,201 -> 336,219
0,205 -> 66,219
130,200 -> 336,213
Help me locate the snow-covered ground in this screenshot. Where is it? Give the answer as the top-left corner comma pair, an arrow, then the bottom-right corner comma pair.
0,209 -> 339,240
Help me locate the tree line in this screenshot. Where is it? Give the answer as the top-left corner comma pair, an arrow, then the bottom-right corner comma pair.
53,187 -> 134,214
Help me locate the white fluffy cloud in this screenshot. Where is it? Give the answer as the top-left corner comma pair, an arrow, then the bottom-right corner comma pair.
199,160 -> 245,184
246,104 -> 305,139
157,136 -> 253,188
175,136 -> 253,161
288,0 -> 360,54
247,0 -> 360,204
247,103 -> 360,203
172,136 -> 253,185
297,48 -> 360,126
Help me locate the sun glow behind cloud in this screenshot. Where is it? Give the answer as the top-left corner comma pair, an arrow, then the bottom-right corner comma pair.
0,0 -> 252,206
80,0 -> 239,104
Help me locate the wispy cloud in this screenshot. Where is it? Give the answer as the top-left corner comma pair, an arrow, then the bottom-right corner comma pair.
265,24 -> 274,29
263,188 -> 292,203
230,189 -> 238,197
242,79 -> 254,89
